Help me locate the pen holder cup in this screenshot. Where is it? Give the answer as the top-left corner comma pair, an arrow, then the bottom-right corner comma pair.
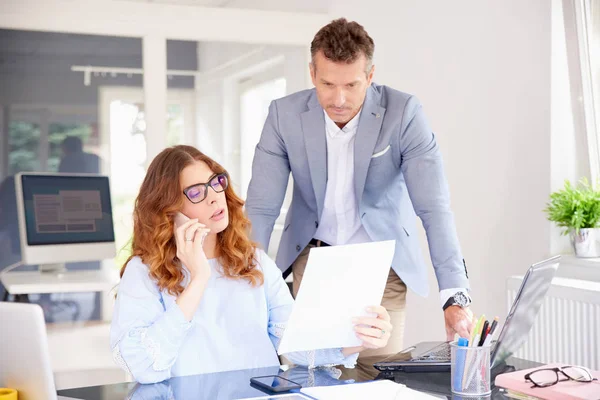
450,341 -> 491,396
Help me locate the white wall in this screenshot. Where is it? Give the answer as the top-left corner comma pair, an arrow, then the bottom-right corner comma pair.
226,0 -> 329,14
329,0 -> 552,347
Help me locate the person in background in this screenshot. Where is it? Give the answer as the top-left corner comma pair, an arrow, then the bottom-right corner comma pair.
58,136 -> 100,174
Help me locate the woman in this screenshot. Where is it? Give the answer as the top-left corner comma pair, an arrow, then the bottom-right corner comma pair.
110,145 -> 393,384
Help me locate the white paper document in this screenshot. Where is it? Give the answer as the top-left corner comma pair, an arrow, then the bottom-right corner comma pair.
277,240 -> 395,355
301,380 -> 443,400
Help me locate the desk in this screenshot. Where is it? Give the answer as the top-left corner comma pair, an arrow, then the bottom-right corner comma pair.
1,268 -> 119,321
57,357 -> 540,400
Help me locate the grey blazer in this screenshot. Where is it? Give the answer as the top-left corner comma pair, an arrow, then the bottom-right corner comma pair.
246,83 -> 469,297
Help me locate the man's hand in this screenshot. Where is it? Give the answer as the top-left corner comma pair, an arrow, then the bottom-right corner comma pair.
444,306 -> 474,341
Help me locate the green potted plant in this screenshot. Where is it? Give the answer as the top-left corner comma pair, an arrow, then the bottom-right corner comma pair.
544,178 -> 600,257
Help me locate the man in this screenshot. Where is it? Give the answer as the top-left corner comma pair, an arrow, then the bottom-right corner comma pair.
246,18 -> 473,364
58,136 -> 100,174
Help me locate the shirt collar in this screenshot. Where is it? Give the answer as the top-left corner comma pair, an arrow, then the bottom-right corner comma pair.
323,108 -> 362,137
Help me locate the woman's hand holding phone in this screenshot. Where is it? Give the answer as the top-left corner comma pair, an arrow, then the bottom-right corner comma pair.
173,213 -> 211,321
174,213 -> 211,283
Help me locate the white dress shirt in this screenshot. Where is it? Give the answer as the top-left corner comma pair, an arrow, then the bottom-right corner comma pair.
314,110 -> 469,308
314,109 -> 370,246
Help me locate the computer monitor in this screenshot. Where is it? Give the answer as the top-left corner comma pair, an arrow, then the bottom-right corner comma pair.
14,172 -> 116,272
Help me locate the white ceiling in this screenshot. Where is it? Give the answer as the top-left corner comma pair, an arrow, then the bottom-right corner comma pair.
122,0 -> 232,6
121,0 -> 330,14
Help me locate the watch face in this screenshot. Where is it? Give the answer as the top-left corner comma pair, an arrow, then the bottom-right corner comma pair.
454,292 -> 469,307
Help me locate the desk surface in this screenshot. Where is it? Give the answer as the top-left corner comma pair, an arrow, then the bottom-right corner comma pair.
58,357 -> 539,400
1,269 -> 118,294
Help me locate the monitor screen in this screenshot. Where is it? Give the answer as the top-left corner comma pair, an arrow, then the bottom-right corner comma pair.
20,174 -> 115,246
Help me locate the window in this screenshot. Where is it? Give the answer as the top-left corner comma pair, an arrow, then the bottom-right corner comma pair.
569,0 -> 600,181
100,87 -> 195,268
585,1 -> 600,180
8,121 -> 41,173
239,77 -> 286,198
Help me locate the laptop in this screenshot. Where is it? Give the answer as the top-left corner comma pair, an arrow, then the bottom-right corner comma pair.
0,302 -> 79,400
373,255 -> 560,373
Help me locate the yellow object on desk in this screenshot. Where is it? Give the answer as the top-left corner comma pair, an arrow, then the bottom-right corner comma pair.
0,388 -> 17,400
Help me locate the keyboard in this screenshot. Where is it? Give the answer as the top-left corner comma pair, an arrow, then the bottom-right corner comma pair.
415,343 -> 451,361
414,341 -> 498,362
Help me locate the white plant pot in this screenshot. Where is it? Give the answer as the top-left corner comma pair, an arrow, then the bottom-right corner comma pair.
570,228 -> 600,258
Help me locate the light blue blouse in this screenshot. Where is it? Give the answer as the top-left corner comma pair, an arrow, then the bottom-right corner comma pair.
110,250 -> 357,384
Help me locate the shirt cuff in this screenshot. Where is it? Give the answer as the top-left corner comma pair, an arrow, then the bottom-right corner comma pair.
162,303 -> 194,336
338,348 -> 359,368
439,288 -> 471,308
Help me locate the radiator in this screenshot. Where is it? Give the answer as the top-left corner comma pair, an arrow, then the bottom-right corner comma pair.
506,276 -> 600,370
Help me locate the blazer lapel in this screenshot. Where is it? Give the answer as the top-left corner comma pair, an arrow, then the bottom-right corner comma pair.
354,86 -> 386,203
301,93 -> 327,218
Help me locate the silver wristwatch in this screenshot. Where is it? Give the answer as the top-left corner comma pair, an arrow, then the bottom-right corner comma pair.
442,291 -> 472,311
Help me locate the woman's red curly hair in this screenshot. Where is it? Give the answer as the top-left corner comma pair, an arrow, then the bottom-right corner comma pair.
120,145 -> 262,295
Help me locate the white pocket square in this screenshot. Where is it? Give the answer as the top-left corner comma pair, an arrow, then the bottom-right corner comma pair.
371,145 -> 391,158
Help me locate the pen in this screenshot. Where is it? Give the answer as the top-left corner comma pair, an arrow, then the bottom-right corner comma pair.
467,315 -> 479,346
488,316 -> 499,337
470,315 -> 485,347
482,327 -> 496,347
478,320 -> 489,346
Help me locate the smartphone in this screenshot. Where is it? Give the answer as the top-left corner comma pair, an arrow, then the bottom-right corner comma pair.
174,212 -> 208,246
249,375 -> 301,393
174,212 -> 190,229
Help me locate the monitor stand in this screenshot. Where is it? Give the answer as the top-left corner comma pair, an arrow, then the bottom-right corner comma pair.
39,263 -> 67,274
